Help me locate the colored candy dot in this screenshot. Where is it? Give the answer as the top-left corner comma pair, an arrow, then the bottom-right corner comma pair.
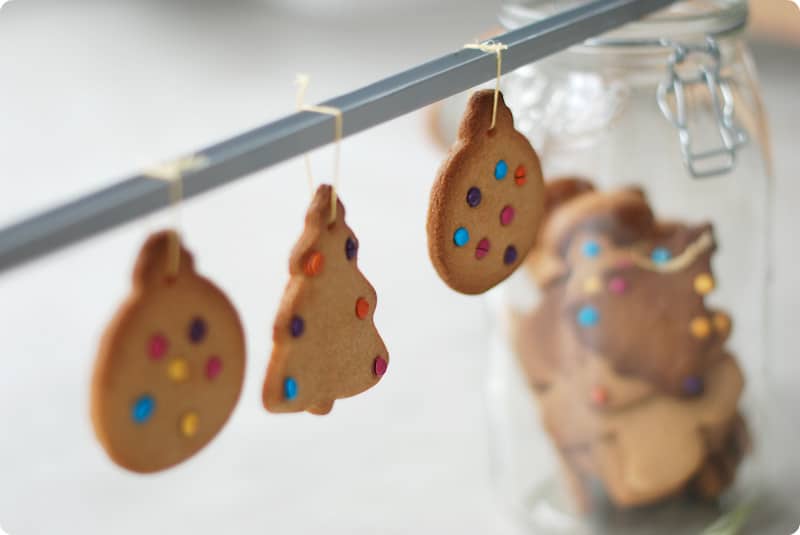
148,333 -> 168,361
304,251 -> 324,276
132,395 -> 155,424
683,376 -> 705,396
475,238 -> 491,260
284,377 -> 298,400
583,276 -> 602,295
514,165 -> 527,186
205,356 -> 222,380
454,227 -> 470,247
189,317 -> 207,343
345,237 -> 358,261
290,315 -> 305,338
500,205 -> 515,226
503,245 -> 518,265
373,356 -> 388,377
694,273 -> 715,295
713,312 -> 731,334
590,386 -> 609,407
466,187 -> 482,208
355,297 -> 370,320
651,247 -> 672,264
577,306 -> 600,327
180,412 -> 199,438
167,358 -> 190,383
494,160 -> 508,180
582,241 -> 601,258
608,276 -> 628,294
690,316 -> 712,339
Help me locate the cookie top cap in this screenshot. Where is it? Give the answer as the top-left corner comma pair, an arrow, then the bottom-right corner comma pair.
133,230 -> 196,287
457,90 -> 516,139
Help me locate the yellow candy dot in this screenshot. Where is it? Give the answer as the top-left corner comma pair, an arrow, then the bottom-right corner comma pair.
583,276 -> 602,295
713,312 -> 731,334
180,412 -> 199,438
694,273 -> 715,295
690,316 -> 712,339
167,358 -> 189,383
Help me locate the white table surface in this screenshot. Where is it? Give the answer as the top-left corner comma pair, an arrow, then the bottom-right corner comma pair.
0,2 -> 798,534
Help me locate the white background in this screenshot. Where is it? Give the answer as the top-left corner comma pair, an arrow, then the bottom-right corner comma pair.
0,1 -> 798,534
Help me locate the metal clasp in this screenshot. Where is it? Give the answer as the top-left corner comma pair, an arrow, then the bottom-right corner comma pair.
657,37 -> 748,179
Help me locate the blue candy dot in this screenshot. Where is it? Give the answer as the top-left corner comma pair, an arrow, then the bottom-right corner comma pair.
582,240 -> 601,258
494,160 -> 508,180
577,306 -> 600,327
284,377 -> 298,400
453,227 -> 470,247
132,395 -> 155,424
651,247 -> 672,264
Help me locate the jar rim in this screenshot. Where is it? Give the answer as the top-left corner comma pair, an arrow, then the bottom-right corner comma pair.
500,0 -> 748,41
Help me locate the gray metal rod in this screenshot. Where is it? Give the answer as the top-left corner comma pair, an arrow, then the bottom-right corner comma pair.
0,0 -> 675,274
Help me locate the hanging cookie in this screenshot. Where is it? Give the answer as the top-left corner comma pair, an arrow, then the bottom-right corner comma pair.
262,185 -> 388,415
427,89 -> 545,294
90,231 -> 246,473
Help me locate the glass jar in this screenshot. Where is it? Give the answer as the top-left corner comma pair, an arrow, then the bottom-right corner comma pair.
486,1 -> 791,533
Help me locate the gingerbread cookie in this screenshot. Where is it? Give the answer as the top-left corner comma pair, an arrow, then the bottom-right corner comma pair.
427,90 -> 545,294
511,179 -> 749,509
91,231 -> 246,473
562,225 -> 730,396
544,356 -> 744,507
263,185 -> 388,415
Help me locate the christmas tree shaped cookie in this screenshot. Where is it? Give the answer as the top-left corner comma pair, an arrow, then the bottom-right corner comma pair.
91,231 -> 246,473
427,89 -> 545,294
263,185 -> 388,415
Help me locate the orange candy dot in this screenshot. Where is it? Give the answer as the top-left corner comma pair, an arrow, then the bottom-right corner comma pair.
590,385 -> 609,407
304,251 -> 324,276
514,164 -> 527,186
690,316 -> 712,339
713,312 -> 731,335
355,297 -> 370,319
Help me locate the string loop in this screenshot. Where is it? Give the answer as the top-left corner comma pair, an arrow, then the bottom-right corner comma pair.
144,154 -> 208,278
296,74 -> 343,224
464,40 -> 508,131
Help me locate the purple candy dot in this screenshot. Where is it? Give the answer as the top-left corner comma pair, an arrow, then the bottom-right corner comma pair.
188,317 -> 206,343
345,237 -> 358,261
683,376 -> 704,396
290,315 -> 304,338
466,187 -> 482,208
503,245 -> 518,265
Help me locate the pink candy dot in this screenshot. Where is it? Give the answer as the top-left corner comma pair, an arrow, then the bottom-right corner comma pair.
373,356 -> 388,377
205,356 -> 223,380
609,276 -> 628,294
475,238 -> 491,260
500,205 -> 515,226
148,333 -> 168,361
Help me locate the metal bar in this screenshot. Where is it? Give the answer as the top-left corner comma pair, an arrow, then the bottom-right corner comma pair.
0,0 -> 676,274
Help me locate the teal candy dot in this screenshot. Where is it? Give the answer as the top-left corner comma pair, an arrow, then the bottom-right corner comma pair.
494,160 -> 508,180
132,395 -> 155,424
582,240 -> 601,258
651,247 -> 672,264
284,377 -> 298,400
577,306 -> 600,327
453,227 -> 470,247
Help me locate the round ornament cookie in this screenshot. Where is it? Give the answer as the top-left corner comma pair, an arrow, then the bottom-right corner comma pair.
263,185 -> 389,415
427,89 -> 545,294
91,231 -> 245,473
